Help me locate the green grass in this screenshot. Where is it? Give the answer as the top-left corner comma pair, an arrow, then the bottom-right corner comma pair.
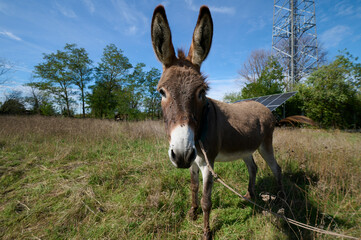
0,116 -> 360,239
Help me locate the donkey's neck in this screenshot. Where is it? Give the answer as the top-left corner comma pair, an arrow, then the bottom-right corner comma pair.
196,98 -> 221,160
198,98 -> 210,142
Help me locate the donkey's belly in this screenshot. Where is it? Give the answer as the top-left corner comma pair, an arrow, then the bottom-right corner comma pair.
215,151 -> 253,162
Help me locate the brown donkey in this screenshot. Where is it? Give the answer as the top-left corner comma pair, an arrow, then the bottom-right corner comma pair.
151,5 -> 283,239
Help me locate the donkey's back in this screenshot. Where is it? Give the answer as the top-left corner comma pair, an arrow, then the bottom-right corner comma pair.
210,99 -> 276,156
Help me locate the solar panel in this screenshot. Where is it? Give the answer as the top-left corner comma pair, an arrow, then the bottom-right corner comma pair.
235,91 -> 297,112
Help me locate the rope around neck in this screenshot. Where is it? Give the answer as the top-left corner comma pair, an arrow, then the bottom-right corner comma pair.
198,140 -> 360,240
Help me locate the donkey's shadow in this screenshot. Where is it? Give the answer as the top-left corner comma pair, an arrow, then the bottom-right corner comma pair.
249,169 -> 350,239
207,168 -> 350,239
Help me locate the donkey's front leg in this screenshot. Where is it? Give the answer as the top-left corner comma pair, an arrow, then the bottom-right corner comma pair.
198,159 -> 214,240
189,163 -> 199,220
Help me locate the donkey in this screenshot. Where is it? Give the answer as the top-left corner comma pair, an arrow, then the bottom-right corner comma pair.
151,5 -> 283,239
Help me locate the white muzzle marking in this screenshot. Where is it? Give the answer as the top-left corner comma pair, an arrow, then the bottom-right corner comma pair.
168,125 -> 196,167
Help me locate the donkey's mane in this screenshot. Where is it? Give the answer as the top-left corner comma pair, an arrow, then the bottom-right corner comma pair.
177,49 -> 186,59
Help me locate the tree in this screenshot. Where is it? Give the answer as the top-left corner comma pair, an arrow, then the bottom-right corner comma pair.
120,63 -> 146,117
223,92 -> 242,103
34,49 -> 74,116
241,57 -> 284,98
87,44 -> 132,118
224,57 -> 285,102
0,91 -> 26,115
0,58 -> 14,85
65,44 -> 92,118
143,67 -> 161,119
239,40 -> 328,87
238,49 -> 270,83
24,81 -> 56,115
299,52 -> 361,128
225,57 -> 285,102
87,82 -> 112,118
95,44 -> 132,90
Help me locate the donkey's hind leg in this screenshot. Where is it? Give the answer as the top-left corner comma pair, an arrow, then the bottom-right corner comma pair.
243,155 -> 258,199
258,139 -> 284,195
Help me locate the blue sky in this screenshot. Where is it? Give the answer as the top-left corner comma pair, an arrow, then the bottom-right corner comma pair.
1,0 -> 361,104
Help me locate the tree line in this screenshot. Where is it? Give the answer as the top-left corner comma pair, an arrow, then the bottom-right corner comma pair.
1,44 -> 360,128
0,43 -> 162,120
224,49 -> 361,129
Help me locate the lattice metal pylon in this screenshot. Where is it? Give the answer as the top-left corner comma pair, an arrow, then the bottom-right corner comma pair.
272,0 -> 319,90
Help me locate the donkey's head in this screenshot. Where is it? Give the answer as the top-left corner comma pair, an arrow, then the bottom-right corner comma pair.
151,5 -> 213,168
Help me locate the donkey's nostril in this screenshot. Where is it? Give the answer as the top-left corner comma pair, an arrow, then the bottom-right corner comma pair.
171,149 -> 176,159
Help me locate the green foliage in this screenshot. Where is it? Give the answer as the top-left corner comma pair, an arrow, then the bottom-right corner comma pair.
24,81 -> 56,115
117,63 -> 146,119
64,44 -> 93,118
224,50 -> 361,129
87,45 -> 161,119
27,43 -> 162,120
241,57 -> 284,98
223,57 -> 285,102
33,44 -> 92,117
143,68 -> 162,119
0,99 -> 26,114
34,47 -> 75,116
39,101 -> 57,116
87,44 -> 132,118
223,92 -> 242,102
299,51 -> 361,128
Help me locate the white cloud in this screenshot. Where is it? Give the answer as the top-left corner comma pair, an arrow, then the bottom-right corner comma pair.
320,25 -> 352,48
209,6 -> 235,15
334,1 -> 361,18
318,12 -> 329,23
185,0 -> 235,15
55,2 -> 77,18
110,0 -> 148,35
82,0 -> 95,14
185,0 -> 197,11
0,84 -> 32,102
335,2 -> 354,16
13,65 -> 32,73
0,30 -> 49,53
0,30 -> 21,41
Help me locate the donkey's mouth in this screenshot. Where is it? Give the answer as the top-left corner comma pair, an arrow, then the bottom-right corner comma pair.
169,147 -> 197,168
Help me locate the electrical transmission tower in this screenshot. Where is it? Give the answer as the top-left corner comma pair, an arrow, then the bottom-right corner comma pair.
272,0 -> 319,90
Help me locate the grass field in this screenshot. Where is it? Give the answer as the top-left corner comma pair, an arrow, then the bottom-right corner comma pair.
0,115 -> 360,239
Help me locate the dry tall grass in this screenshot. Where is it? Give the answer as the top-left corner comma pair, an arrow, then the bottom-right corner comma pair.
0,115 -> 166,141
0,116 -> 360,239
272,128 -> 361,236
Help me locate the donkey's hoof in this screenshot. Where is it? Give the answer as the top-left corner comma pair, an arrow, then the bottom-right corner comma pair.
188,207 -> 198,221
244,191 -> 255,200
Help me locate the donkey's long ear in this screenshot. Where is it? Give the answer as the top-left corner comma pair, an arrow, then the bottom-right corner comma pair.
151,5 -> 176,67
188,6 -> 213,68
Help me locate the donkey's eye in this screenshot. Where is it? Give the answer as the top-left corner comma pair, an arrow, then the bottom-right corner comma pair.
198,89 -> 205,100
159,89 -> 166,98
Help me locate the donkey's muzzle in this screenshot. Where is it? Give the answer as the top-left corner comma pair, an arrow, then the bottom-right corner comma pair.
168,125 -> 197,168
169,147 -> 197,168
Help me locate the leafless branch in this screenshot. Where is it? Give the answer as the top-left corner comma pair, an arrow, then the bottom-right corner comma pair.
0,58 -> 14,85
